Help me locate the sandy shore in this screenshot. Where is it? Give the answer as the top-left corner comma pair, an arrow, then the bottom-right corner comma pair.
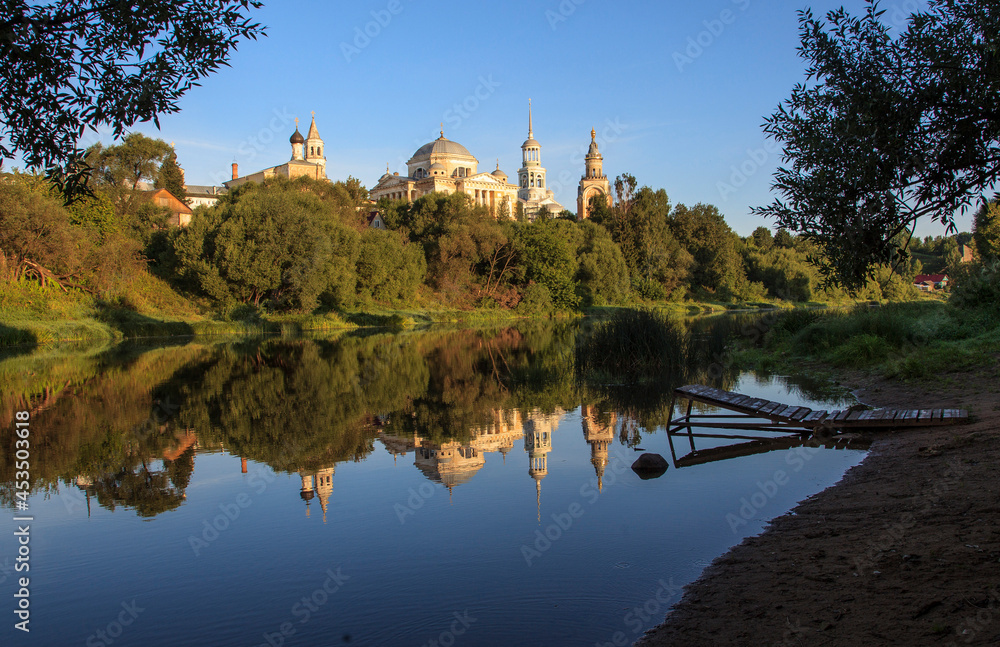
636,369 -> 1000,646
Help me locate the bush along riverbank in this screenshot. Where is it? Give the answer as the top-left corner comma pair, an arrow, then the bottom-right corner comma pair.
735,294 -> 1000,383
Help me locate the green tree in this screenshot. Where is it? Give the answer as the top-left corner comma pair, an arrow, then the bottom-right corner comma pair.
85,133 -> 173,219
0,176 -> 88,284
773,228 -> 795,249
517,219 -> 581,310
973,202 -> 1000,261
355,229 -> 426,305
671,202 -> 748,299
755,0 -> 1000,291
0,1 -> 264,199
66,189 -> 118,240
575,221 -> 630,306
170,177 -> 359,310
750,226 -> 774,251
155,149 -> 186,202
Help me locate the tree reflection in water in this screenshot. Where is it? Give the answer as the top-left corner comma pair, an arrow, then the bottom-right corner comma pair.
0,312 -> 845,517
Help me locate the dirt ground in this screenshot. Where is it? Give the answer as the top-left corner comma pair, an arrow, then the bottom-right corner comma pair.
635,368 -> 1000,647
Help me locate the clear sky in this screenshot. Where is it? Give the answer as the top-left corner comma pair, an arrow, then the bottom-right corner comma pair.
73,0 -> 964,237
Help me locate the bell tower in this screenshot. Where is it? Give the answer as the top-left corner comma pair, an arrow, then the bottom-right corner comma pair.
303,111 -> 327,178
517,99 -> 548,206
577,128 -> 612,219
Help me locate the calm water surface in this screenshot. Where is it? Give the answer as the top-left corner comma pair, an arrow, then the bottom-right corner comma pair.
0,317 -> 866,646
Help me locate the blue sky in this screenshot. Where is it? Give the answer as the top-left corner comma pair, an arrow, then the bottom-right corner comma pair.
74,0 -> 962,236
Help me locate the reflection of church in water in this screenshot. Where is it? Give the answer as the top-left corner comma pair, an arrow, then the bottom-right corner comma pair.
378,405 -> 619,514
278,405 -> 619,520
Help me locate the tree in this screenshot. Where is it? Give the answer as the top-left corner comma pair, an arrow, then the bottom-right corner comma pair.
755,1 -> 1000,291
773,228 -> 795,249
974,202 -> 1000,261
155,149 -> 186,202
0,1 -> 264,198
170,177 -> 359,311
0,175 -> 88,284
750,226 -> 774,251
85,133 -> 173,218
355,229 -> 426,305
671,202 -> 746,298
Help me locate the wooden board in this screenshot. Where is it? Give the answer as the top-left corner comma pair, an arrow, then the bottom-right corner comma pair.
673,385 -> 969,431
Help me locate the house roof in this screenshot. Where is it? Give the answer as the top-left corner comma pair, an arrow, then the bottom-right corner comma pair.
913,274 -> 948,283
143,188 -> 192,215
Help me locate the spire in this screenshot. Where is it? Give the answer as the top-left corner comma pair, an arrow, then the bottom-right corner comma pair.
496,158 -> 500,171
528,98 -> 533,138
306,112 -> 321,140
439,122 -> 445,139
591,127 -> 596,142
536,479 -> 541,523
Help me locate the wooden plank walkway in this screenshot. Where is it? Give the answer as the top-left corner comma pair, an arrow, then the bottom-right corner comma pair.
671,384 -> 969,433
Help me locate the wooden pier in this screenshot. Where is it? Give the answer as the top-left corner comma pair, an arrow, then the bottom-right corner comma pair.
669,384 -> 970,435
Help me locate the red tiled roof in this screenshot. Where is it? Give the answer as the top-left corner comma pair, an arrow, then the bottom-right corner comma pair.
913,274 -> 948,283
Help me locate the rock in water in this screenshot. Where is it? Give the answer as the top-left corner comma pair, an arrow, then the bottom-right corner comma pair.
631,453 -> 669,479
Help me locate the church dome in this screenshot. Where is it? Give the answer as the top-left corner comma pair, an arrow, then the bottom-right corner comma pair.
429,162 -> 446,175
522,137 -> 540,149
290,128 -> 305,145
409,135 -> 475,162
492,168 -> 507,179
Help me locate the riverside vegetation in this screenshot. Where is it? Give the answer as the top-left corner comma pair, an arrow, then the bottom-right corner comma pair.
0,136 -> 990,346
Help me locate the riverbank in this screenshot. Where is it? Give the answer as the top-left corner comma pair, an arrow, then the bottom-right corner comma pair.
0,275 -> 840,347
635,365 -> 1000,646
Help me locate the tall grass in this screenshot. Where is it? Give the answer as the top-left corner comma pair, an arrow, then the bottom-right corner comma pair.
575,308 -> 687,379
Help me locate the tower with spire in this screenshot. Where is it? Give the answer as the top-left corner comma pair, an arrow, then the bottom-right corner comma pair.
577,128 -> 612,219
518,99 -> 547,208
303,111 -> 326,175
524,411 -> 555,522
581,405 -> 616,492
224,111 -> 329,189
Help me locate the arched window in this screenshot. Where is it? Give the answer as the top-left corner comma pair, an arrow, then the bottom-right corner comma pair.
318,147 -> 322,156
538,178 -> 543,188
310,146 -> 314,156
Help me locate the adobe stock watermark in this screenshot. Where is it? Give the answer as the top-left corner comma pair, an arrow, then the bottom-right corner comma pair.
391,74 -> 503,172
84,599 -> 144,647
188,442 -> 306,556
596,578 -> 684,646
253,566 -> 350,647
546,0 -> 587,31
716,138 -> 779,202
725,443 -> 823,534
341,0 -> 406,62
419,610 -> 477,647
394,481 -> 437,523
673,0 -> 752,73
193,106 -> 298,187
521,446 -> 630,566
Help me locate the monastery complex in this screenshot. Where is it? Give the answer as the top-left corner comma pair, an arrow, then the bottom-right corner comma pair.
216,102 -> 613,220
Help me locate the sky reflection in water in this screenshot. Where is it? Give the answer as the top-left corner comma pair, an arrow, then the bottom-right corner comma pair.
0,317 -> 866,646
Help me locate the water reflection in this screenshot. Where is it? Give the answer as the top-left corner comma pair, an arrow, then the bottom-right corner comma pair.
1,315 -> 874,646
1,314 -> 855,520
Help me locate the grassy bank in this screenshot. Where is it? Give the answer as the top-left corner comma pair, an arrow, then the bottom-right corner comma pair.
735,300 -> 1000,382
0,276 -> 553,347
